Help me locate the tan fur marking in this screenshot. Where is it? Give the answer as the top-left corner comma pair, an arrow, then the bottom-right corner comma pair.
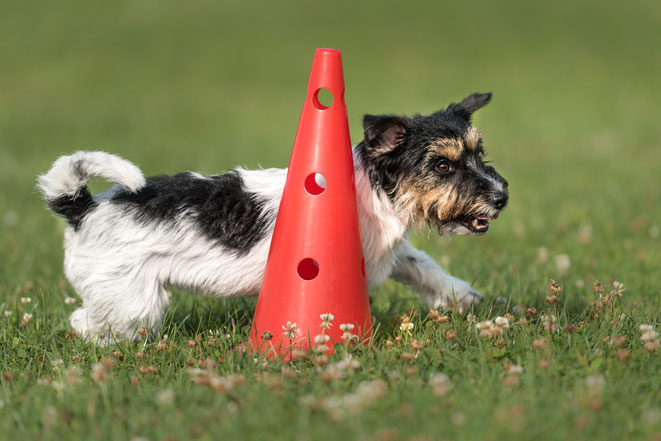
465,126 -> 482,150
392,179 -> 466,224
429,139 -> 463,161
390,171 -> 497,227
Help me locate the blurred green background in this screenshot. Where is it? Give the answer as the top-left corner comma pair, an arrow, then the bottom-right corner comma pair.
1,0 -> 659,300
1,2 -> 661,440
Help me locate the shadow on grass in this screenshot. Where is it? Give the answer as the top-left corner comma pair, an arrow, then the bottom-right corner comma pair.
158,286 -> 423,341
160,289 -> 257,339
157,282 -> 594,342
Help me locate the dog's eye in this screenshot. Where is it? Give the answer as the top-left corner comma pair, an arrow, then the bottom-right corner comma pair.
439,160 -> 452,173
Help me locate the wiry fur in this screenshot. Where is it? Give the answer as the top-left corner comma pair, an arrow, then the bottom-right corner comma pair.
39,93 -> 508,343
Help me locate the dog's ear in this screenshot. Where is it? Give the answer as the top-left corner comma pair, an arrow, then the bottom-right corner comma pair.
446,92 -> 492,122
362,114 -> 410,154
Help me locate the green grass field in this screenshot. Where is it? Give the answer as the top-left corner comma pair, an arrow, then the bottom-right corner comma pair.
1,1 -> 660,440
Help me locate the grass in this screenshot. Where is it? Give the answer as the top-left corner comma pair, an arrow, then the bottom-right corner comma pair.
1,0 -> 660,440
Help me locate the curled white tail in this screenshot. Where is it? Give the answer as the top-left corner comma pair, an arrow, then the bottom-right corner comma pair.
38,151 -> 146,201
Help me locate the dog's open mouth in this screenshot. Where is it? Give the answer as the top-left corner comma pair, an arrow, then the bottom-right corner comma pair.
460,213 -> 499,234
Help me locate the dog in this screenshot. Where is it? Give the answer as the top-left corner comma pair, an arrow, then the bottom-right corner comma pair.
38,92 -> 508,343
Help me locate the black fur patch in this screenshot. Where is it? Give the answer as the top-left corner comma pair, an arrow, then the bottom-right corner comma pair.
111,171 -> 272,255
46,188 -> 97,230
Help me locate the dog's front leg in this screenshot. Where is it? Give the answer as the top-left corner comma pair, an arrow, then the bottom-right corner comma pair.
390,242 -> 483,312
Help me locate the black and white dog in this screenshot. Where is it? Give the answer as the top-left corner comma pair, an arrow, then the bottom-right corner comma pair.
39,92 -> 508,343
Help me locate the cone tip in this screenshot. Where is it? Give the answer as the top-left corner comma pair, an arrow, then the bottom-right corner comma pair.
315,48 -> 341,57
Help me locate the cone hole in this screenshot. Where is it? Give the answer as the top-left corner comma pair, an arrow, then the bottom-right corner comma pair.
298,258 -> 319,280
361,258 -> 366,278
313,88 -> 333,110
305,173 -> 327,195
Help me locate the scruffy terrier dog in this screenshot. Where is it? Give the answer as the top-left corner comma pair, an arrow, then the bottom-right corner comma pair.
39,92 -> 508,343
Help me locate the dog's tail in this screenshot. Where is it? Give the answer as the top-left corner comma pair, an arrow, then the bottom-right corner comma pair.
38,151 -> 146,229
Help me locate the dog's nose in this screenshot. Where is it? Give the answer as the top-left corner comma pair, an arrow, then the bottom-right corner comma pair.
492,192 -> 509,210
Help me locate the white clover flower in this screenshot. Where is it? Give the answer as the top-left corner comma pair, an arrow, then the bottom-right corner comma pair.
542,314 -> 558,332
315,344 -> 330,353
320,313 -> 334,330
466,313 -> 476,322
339,323 -> 355,332
578,224 -> 592,243
476,319 -> 506,338
495,316 -> 510,328
282,321 -> 298,339
641,330 -> 659,342
400,322 -> 414,332
64,366 -> 81,387
91,363 -> 108,383
155,389 -> 175,405
429,373 -> 452,388
51,381 -> 65,393
298,395 -> 317,408
506,365 -> 523,375
341,332 -> 358,342
64,297 -> 76,305
186,368 -> 208,376
52,359 -> 64,368
314,334 -> 330,344
21,297 -> 32,304
554,254 -> 570,275
320,313 -> 334,322
537,246 -> 549,263
355,380 -> 387,401
611,281 -> 625,297
476,320 -> 493,330
585,375 -> 605,393
335,355 -> 360,372
4,311 -> 12,318
650,225 -> 660,239
640,324 -> 654,333
22,313 -> 33,322
429,373 -> 453,395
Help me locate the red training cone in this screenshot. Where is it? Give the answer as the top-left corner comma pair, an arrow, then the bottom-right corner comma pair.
249,48 -> 371,358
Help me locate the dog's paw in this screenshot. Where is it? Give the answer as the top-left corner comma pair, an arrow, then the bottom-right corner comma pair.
425,276 -> 483,313
70,307 -> 93,340
70,307 -> 114,345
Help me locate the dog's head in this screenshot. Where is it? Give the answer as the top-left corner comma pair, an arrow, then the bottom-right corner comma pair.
359,92 -> 508,235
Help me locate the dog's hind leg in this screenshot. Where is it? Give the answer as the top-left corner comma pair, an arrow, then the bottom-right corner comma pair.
67,261 -> 170,344
390,242 -> 483,313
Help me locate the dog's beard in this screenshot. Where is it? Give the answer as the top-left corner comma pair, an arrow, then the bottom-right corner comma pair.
426,200 -> 500,236
433,220 -> 488,236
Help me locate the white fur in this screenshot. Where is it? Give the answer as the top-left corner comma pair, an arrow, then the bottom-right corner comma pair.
41,150 -> 483,343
